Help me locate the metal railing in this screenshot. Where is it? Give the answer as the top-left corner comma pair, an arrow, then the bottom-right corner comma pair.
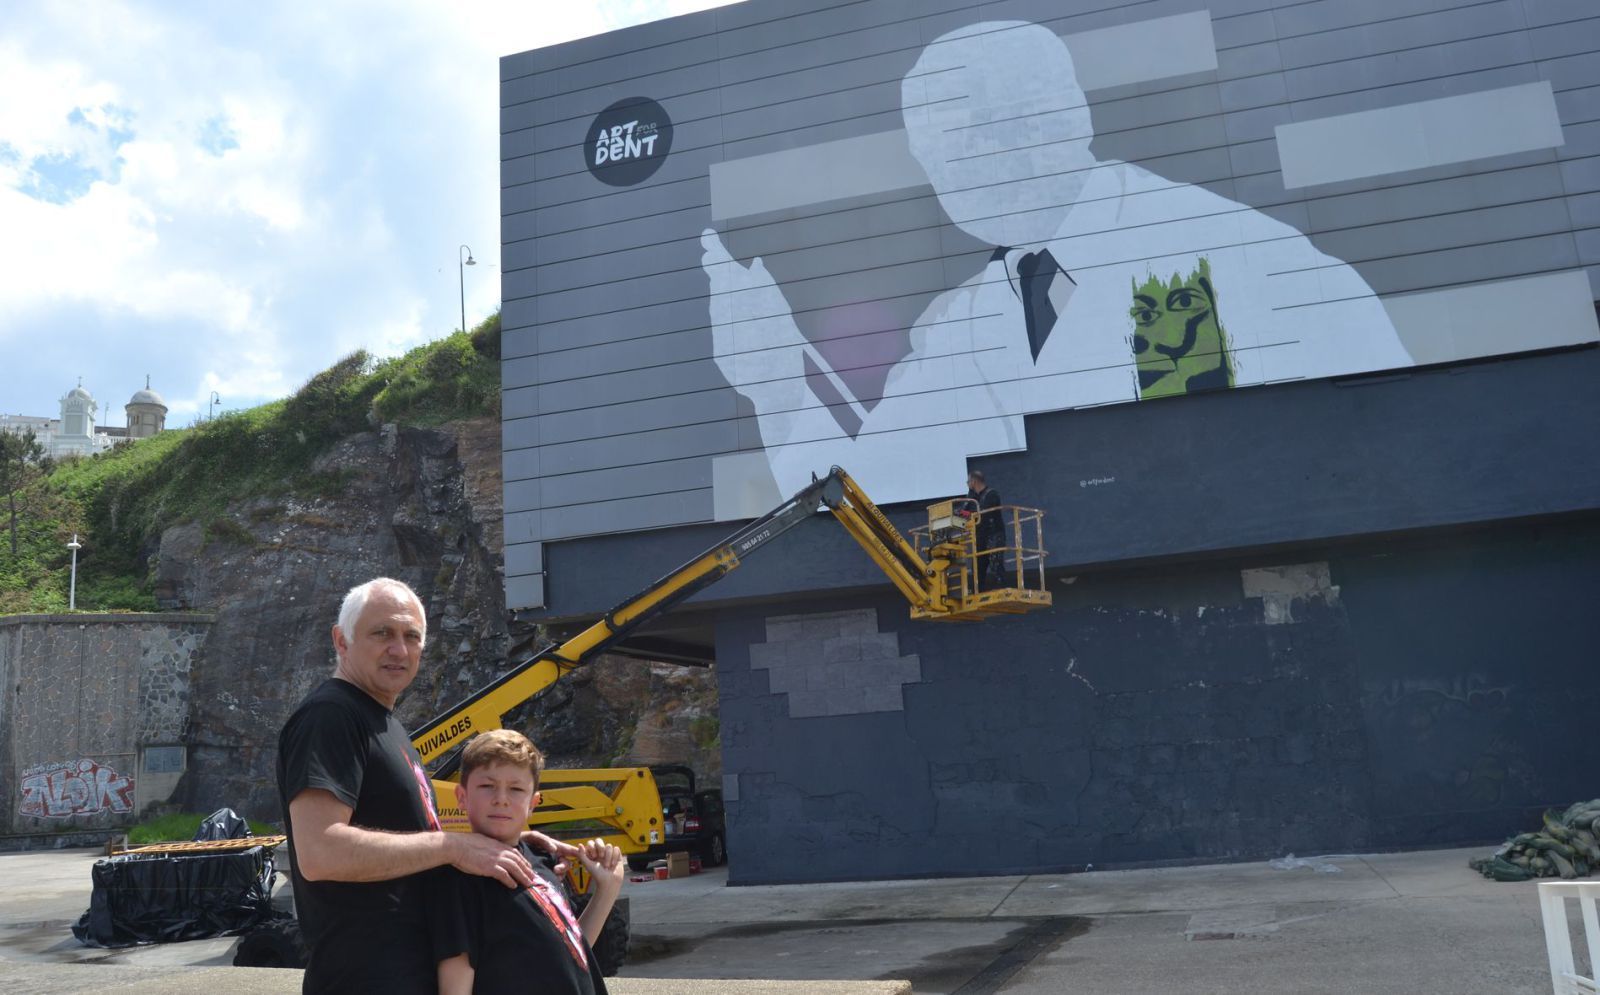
910,503 -> 1048,598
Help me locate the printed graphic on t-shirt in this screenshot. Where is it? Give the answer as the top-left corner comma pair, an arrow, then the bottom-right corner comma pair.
407,759 -> 442,831
525,874 -> 590,970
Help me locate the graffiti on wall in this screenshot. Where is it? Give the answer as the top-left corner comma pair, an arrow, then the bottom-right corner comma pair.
19,759 -> 135,819
703,19 -> 1410,507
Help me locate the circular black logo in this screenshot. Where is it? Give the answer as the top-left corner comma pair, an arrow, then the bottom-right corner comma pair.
584,97 -> 673,187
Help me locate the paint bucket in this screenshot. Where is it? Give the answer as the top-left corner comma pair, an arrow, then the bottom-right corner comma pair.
654,866 -> 669,880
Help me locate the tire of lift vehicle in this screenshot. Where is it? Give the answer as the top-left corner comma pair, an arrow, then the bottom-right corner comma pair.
575,895 -> 630,977
702,832 -> 727,867
626,854 -> 652,873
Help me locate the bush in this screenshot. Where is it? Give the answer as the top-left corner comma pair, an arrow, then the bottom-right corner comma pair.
126,811 -> 277,844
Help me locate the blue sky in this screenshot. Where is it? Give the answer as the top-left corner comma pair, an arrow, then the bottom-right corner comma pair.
0,0 -> 735,426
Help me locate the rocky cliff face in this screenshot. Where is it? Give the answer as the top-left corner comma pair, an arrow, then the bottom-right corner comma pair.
155,417 -> 716,824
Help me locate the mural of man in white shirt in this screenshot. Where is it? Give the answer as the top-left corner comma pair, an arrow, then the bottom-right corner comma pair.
701,20 -> 1411,505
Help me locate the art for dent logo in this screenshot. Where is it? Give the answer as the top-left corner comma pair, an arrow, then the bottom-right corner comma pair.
585,97 -> 673,186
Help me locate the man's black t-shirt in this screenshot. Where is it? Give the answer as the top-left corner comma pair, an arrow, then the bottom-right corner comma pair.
277,677 -> 442,994
429,843 -> 607,995
966,486 -> 1004,546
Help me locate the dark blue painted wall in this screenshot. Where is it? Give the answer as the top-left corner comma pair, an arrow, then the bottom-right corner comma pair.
717,519 -> 1600,883
540,348 -> 1600,619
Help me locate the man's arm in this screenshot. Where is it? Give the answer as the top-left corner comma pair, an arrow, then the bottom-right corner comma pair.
289,788 -> 535,887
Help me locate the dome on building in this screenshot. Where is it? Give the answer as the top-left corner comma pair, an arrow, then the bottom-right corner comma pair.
129,387 -> 167,409
125,376 -> 168,440
65,384 -> 93,403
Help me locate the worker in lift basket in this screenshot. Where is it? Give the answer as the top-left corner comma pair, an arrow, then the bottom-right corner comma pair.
960,470 -> 1007,592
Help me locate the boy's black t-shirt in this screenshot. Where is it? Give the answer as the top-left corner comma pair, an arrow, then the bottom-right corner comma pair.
276,677 -> 443,995
429,843 -> 608,995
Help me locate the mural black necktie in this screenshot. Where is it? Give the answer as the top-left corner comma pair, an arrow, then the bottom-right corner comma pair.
1016,248 -> 1070,361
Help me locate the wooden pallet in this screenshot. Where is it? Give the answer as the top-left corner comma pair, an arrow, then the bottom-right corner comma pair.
110,835 -> 287,856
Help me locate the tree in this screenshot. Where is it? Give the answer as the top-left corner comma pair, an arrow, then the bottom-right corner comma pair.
0,430 -> 52,556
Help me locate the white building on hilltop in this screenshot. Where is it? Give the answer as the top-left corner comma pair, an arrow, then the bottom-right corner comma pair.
0,378 -> 168,459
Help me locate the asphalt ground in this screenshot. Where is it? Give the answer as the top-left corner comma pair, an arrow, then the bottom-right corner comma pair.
0,845 -> 1572,993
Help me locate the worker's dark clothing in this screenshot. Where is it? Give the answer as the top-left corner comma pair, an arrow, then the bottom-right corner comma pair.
277,678 -> 441,995
428,843 -> 608,995
967,486 -> 1006,590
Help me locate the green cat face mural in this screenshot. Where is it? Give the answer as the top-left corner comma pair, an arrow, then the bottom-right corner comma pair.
1130,258 -> 1235,399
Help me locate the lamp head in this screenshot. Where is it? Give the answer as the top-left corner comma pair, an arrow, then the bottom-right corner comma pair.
465,256 -> 476,266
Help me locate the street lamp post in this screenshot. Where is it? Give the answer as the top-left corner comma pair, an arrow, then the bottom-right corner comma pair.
67,534 -> 81,611
459,244 -> 476,333
208,391 -> 221,421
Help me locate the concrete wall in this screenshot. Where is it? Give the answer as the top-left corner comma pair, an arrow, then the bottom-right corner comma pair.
716,518 -> 1600,883
0,614 -> 211,841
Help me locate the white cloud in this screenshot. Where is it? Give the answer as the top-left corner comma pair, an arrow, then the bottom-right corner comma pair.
0,0 -> 740,423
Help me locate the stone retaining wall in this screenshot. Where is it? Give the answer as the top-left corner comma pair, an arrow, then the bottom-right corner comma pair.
0,613 -> 212,843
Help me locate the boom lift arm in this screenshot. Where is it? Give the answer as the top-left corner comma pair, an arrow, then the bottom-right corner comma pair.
410,466 -> 1049,850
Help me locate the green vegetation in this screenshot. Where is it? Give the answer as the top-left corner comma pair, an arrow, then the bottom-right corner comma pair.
126,810 -> 277,844
0,313 -> 501,615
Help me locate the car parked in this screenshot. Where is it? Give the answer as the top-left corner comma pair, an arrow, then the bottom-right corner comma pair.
628,764 -> 726,870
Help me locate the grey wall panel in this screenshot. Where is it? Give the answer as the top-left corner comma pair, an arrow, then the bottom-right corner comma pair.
1530,16 -> 1600,60
537,329 -> 707,387
1210,9 -> 1278,49
503,447 -> 540,484
505,509 -> 541,544
502,321 -> 537,362
536,298 -> 707,354
504,541 -> 543,578
537,420 -> 738,478
539,457 -> 711,512
534,388 -> 737,448
541,488 -> 713,540
529,210 -> 703,269
511,175 -> 705,239
536,360 -> 727,416
503,572 -> 544,611
503,384 -> 537,421
1355,234 -> 1582,296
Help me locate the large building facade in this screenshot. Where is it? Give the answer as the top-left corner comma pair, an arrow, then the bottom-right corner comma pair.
501,0 -> 1600,882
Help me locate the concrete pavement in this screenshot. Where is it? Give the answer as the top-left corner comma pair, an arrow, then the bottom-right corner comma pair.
0,845 -> 1565,992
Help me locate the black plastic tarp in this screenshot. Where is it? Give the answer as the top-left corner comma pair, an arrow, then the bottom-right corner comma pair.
72,845 -> 278,947
193,807 -> 252,841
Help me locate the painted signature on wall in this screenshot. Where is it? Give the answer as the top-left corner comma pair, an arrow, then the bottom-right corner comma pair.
19,759 -> 135,819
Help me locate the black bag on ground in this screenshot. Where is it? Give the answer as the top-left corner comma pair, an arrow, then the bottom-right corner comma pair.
193,807 -> 253,841
72,845 -> 277,947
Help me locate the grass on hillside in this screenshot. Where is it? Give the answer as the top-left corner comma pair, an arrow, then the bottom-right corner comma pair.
126,810 -> 277,844
1,313 -> 501,615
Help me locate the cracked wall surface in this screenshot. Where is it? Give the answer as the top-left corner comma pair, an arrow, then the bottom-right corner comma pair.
0,614 -> 211,838
715,524 -> 1600,884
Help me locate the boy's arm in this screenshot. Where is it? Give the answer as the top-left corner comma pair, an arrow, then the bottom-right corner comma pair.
438,953 -> 474,995
576,840 -> 627,944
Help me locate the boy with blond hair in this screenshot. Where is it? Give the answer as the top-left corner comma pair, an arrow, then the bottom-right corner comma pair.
429,729 -> 625,995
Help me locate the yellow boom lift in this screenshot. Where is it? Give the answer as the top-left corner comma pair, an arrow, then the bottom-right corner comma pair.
409,466 -> 1050,860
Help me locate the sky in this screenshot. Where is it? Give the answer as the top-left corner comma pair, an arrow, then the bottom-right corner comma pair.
0,0 -> 738,426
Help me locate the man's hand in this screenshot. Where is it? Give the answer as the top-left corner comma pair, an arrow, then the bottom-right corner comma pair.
700,228 -> 809,401
520,830 -> 582,877
447,831 -> 534,889
578,838 -> 627,897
